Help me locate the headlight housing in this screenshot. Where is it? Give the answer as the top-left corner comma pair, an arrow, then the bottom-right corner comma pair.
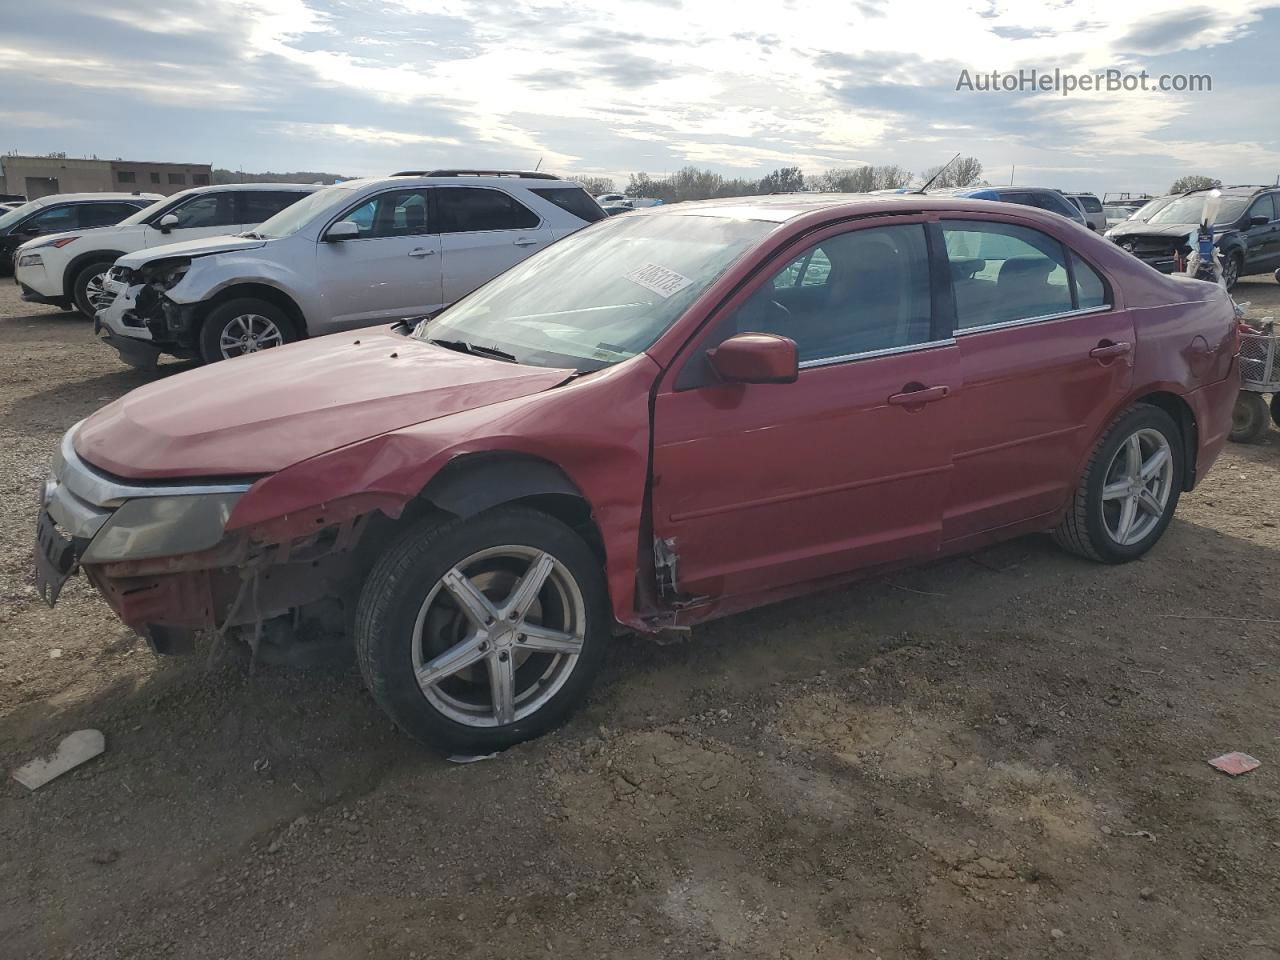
81,492 -> 242,564
17,253 -> 43,268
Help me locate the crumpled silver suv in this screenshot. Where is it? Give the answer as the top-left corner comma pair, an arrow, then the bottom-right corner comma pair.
96,170 -> 607,366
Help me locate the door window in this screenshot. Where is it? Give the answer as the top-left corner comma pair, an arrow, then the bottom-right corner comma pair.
436,187 -> 539,233
731,223 -> 934,364
79,202 -> 142,228
167,193 -> 239,228
238,191 -> 307,224
20,205 -> 78,234
336,190 -> 431,239
942,221 -> 1073,327
1247,195 -> 1278,223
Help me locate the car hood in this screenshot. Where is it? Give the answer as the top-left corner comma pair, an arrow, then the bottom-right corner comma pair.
75,329 -> 574,479
17,223 -> 128,252
1108,220 -> 1237,240
116,234 -> 268,269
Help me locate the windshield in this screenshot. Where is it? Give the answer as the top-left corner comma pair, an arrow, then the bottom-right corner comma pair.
0,200 -> 38,231
253,185 -> 349,238
1148,195 -> 1250,226
1104,205 -> 1132,220
415,213 -> 774,372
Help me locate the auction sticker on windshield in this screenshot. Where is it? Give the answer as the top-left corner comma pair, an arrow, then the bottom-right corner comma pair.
625,263 -> 693,298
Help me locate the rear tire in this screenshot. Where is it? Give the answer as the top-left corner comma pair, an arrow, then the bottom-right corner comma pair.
1269,393 -> 1280,430
71,261 -> 115,318
1053,404 -> 1183,564
1231,392 -> 1270,443
197,298 -> 297,364
354,506 -> 610,755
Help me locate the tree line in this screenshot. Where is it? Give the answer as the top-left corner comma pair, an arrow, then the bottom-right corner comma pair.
573,157 -> 986,202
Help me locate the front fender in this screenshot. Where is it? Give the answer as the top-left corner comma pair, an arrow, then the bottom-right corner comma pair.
226,355 -> 660,628
166,254 -> 307,309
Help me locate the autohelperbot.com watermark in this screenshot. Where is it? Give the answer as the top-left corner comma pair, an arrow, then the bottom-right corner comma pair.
955,67 -> 1211,96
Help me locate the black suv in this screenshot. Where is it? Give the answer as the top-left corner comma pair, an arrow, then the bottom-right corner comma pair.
1105,185 -> 1280,289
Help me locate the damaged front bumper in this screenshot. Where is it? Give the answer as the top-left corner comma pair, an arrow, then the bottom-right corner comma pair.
33,424 -> 374,653
95,271 -> 201,366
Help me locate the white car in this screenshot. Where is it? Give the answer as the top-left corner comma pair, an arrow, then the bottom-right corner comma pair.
97,170 -> 607,366
14,183 -> 321,317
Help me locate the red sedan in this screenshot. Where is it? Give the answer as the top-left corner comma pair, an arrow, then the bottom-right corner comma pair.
35,194 -> 1239,754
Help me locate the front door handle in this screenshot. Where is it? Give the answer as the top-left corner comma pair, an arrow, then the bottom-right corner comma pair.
1089,340 -> 1132,362
408,247 -> 435,258
513,237 -> 540,247
888,384 -> 951,406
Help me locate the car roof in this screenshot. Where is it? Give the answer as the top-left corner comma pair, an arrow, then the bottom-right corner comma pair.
326,173 -> 585,192
629,192 -> 1094,225
27,192 -> 164,206
1183,185 -> 1277,196
192,182 -> 323,192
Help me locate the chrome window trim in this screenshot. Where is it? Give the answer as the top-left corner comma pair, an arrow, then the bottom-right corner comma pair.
953,304 -> 1113,337
56,425 -> 253,510
798,336 -> 956,370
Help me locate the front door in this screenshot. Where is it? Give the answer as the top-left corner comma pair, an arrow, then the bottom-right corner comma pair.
436,186 -> 550,305
1241,194 -> 1280,274
651,218 -> 958,602
142,191 -> 245,247
313,187 -> 444,330
939,217 -> 1135,545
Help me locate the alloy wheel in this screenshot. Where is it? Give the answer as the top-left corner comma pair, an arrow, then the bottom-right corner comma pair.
85,272 -> 112,311
219,313 -> 284,359
1222,256 -> 1239,288
1100,428 -> 1175,546
411,545 -> 586,727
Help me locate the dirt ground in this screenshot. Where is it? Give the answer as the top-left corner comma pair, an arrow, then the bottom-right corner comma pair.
2,275 -> 1279,960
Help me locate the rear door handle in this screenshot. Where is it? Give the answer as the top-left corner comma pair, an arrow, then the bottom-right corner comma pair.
408,248 -> 435,258
1089,340 -> 1132,361
887,384 -> 950,406
513,237 -> 540,247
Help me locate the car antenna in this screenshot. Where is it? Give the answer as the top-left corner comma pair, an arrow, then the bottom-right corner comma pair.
912,153 -> 960,194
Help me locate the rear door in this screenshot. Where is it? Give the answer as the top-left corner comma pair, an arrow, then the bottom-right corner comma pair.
436,186 -> 549,303
939,217 -> 1133,547
650,217 -> 959,601
313,187 -> 443,330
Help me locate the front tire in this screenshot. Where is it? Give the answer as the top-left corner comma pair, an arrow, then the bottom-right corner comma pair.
197,298 -> 297,364
1053,404 -> 1183,563
1231,392 -> 1270,443
354,506 -> 610,755
71,261 -> 115,318
1221,252 -> 1242,290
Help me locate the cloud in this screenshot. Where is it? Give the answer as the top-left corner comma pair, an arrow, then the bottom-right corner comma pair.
4,0 -> 1280,197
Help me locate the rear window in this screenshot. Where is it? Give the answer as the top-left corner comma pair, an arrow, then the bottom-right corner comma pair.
530,187 -> 606,223
1079,196 -> 1103,213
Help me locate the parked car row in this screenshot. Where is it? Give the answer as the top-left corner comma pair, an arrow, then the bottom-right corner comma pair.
33,187 -> 1240,754
2,192 -> 160,276
1104,184 -> 1280,289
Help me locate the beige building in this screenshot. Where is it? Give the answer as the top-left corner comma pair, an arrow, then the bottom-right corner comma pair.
0,155 -> 213,200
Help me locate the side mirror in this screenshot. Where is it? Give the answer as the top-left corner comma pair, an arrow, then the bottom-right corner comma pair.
158,213 -> 179,232
325,221 -> 360,241
1250,215 -> 1270,227
707,332 -> 798,385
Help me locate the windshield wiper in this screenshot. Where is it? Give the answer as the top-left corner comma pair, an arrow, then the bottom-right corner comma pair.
428,338 -> 518,363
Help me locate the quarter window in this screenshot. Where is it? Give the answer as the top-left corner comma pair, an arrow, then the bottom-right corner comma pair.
337,189 -> 431,239
942,221 -> 1073,328
1071,253 -> 1108,309
435,187 -> 539,233
730,223 -> 934,364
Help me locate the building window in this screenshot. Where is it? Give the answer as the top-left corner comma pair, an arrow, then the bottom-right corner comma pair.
192,173 -> 210,186
117,171 -> 136,184
150,173 -> 161,184
168,173 -> 186,185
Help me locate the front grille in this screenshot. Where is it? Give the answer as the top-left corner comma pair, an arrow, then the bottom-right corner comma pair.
1115,234 -> 1187,259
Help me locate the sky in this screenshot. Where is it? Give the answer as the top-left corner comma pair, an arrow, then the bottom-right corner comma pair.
2,0 -> 1279,196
